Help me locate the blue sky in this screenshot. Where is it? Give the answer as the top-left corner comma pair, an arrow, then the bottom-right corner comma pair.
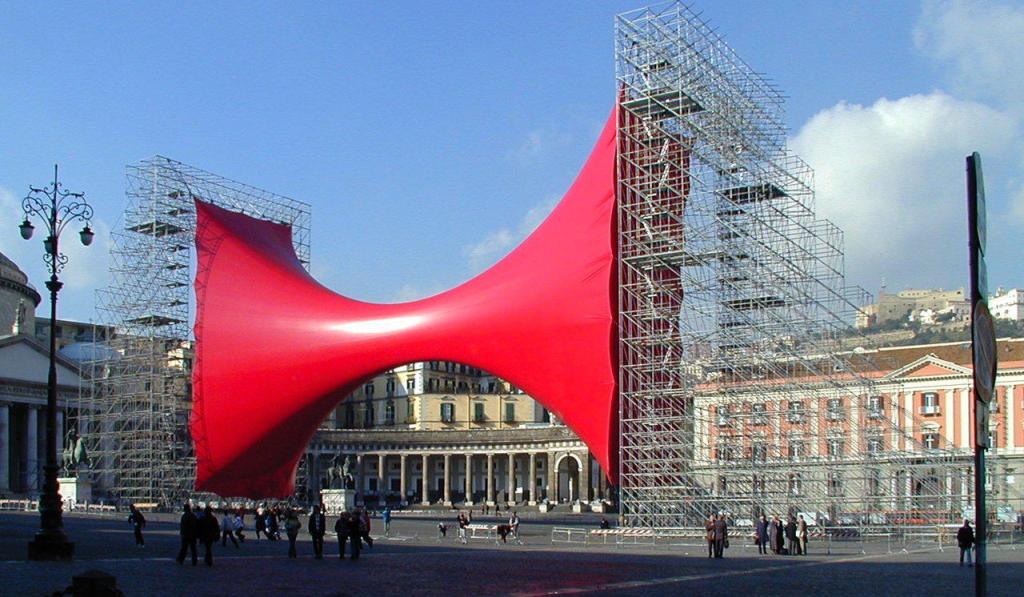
1,1 -> 1021,322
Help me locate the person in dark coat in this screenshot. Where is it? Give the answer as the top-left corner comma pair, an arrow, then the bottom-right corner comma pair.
334,512 -> 350,559
200,504 -> 220,566
767,515 -> 780,554
957,519 -> 975,567
713,514 -> 728,558
755,514 -> 769,555
255,505 -> 266,540
128,504 -> 146,547
704,514 -> 716,558
347,511 -> 362,560
775,517 -> 785,553
785,516 -> 799,555
176,503 -> 198,565
309,504 -> 327,559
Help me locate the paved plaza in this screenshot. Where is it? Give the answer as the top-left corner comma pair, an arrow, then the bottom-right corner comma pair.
2,512 -> 1023,596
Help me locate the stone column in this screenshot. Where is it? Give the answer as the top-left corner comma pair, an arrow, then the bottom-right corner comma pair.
377,453 -> 386,501
580,452 -> 591,502
464,454 -> 473,504
507,453 -> 516,505
421,454 -> 430,505
0,403 -> 9,491
356,454 -> 364,498
547,452 -> 557,502
443,454 -> 452,506
26,407 -> 39,491
486,453 -> 495,505
399,453 -> 408,506
528,453 -> 537,505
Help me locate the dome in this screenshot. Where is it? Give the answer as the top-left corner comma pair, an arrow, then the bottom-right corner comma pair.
0,251 -> 29,286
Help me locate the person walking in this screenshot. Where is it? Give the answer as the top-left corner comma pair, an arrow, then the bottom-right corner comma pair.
221,510 -> 239,548
358,509 -> 373,549
457,512 -> 469,544
798,515 -> 809,556
347,510 -> 362,560
509,511 -> 522,544
176,504 -> 198,565
382,506 -> 392,537
957,519 -> 975,567
704,513 -> 716,558
199,505 -> 220,566
285,508 -> 301,559
713,514 -> 728,558
334,512 -> 350,559
128,504 -> 146,548
755,514 -> 769,555
785,516 -> 799,556
233,510 -> 246,543
268,507 -> 281,541
309,504 -> 327,559
255,505 -> 266,540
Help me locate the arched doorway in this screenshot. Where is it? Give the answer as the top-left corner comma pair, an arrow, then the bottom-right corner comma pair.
556,454 -> 581,503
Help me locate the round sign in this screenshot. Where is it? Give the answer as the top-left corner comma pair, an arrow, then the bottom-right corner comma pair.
973,301 -> 996,404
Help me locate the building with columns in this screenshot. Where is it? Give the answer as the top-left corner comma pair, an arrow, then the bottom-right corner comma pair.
306,363 -> 613,509
0,251 -> 87,497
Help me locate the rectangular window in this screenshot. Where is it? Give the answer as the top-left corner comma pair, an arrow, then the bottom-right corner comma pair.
868,395 -> 884,418
716,406 -> 732,427
867,437 -> 883,455
787,441 -> 805,462
827,438 -> 844,459
827,398 -> 845,421
384,401 -> 395,426
364,383 -> 375,398
923,432 -> 939,450
751,403 -> 768,425
787,401 -> 805,423
751,442 -> 768,463
828,472 -> 843,496
921,392 -> 939,415
440,403 -> 454,424
473,402 -> 485,423
406,378 -> 416,392
788,473 -> 802,496
364,405 -> 375,428
504,402 -> 515,423
386,378 -> 395,396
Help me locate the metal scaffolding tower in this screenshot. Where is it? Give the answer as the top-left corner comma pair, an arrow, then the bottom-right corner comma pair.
615,3 -> 963,530
79,156 -> 310,505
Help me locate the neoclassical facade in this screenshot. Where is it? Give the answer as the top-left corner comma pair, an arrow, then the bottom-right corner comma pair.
305,362 -> 614,508
307,425 -> 612,507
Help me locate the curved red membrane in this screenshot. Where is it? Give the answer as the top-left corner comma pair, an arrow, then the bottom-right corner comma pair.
192,110 -> 619,498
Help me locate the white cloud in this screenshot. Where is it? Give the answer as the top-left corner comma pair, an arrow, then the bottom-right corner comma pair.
463,194 -> 559,272
790,92 -> 1019,290
508,128 -> 574,164
914,0 -> 1024,109
390,282 -> 449,303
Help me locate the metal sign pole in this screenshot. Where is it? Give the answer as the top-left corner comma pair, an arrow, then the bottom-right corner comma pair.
967,152 -> 996,597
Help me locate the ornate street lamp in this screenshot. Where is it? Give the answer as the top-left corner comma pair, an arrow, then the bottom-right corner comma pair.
21,164 -> 93,561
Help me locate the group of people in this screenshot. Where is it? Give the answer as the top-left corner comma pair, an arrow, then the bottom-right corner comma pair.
452,510 -> 521,544
754,514 -> 809,556
172,502 -> 341,565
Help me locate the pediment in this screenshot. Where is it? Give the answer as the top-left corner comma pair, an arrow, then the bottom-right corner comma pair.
885,353 -> 971,380
0,336 -> 81,386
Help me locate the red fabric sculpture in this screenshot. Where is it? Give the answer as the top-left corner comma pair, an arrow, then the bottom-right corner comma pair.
193,111 -> 619,498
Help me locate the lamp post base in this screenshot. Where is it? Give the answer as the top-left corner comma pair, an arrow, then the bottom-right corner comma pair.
28,530 -> 75,561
